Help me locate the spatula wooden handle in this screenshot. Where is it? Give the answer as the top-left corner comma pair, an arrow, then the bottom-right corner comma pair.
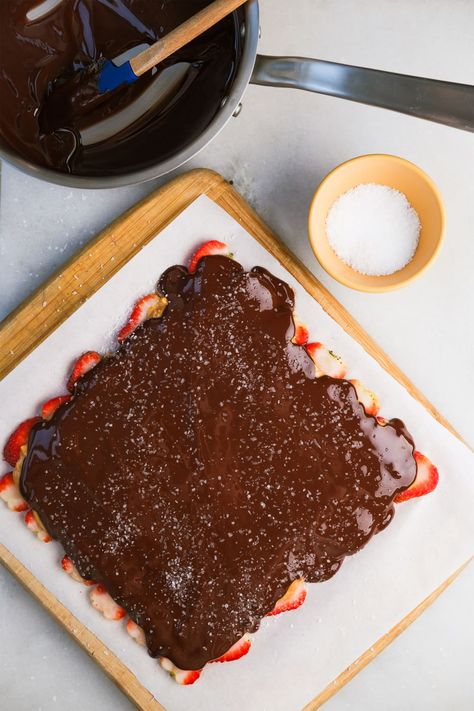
130,0 -> 248,77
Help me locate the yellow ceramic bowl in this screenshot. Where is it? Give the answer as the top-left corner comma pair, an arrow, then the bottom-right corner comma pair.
308,154 -> 445,293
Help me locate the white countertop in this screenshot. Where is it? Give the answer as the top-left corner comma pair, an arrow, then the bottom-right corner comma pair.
1,1 -> 473,709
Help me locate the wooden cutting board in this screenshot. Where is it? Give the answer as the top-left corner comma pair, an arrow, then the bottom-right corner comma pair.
0,169 -> 467,711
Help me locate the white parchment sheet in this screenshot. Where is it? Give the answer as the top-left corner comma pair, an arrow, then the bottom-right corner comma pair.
1,196 -> 473,711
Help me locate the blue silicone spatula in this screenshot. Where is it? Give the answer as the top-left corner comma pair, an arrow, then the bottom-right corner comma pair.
97,0 -> 248,93
40,0 -> 248,133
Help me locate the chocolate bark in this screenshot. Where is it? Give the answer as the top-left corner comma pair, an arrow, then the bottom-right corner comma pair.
21,256 -> 416,670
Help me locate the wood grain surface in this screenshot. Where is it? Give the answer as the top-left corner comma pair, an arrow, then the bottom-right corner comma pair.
0,169 -> 468,709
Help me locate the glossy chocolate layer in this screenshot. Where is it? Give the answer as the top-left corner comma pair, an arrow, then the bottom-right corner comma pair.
0,1 -> 242,175
21,256 -> 416,670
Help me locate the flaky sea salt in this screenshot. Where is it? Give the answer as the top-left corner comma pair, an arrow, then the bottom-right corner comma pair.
326,183 -> 421,276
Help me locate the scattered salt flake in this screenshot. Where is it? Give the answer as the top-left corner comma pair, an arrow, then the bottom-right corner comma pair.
326,183 -> 421,276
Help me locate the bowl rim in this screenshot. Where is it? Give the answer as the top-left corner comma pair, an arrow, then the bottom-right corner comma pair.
308,153 -> 446,293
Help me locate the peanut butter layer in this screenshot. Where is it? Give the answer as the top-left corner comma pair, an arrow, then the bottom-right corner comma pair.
21,256 -> 416,670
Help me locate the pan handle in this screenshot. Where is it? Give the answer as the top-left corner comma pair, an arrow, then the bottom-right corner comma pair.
250,55 -> 474,132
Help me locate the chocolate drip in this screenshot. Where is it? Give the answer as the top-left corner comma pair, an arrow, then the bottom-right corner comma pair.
21,256 -> 416,670
0,1 -> 242,175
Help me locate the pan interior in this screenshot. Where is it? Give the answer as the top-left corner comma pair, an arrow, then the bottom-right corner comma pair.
0,1 -> 246,178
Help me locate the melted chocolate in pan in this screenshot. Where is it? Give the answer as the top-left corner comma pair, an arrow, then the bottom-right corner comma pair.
21,256 -> 417,670
0,1 -> 243,175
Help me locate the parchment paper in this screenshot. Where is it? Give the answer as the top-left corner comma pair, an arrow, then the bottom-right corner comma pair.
1,195 -> 473,711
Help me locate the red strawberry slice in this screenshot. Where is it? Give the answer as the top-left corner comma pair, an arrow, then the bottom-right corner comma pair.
0,472 -> 28,512
268,578 -> 307,616
212,634 -> 252,663
41,395 -> 71,420
189,240 -> 230,274
61,555 -> 73,573
90,584 -> 126,620
118,294 -> 166,343
349,379 -> 380,416
67,351 -> 101,392
160,657 -> 202,685
306,342 -> 347,379
395,451 -> 439,503
3,417 -> 41,466
177,670 -> 202,685
292,315 -> 309,346
126,619 -> 146,646
61,555 -> 94,586
24,510 -> 52,542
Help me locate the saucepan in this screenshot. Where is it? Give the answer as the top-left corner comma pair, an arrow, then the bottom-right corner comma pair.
1,0 -> 473,189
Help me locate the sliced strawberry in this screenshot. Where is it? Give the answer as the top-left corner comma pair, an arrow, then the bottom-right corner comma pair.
306,342 -> 347,379
117,294 -> 167,343
292,315 -> 309,346
0,471 -> 28,512
175,669 -> 202,685
377,416 -> 388,426
349,379 -> 380,416
160,657 -> 202,685
61,555 -> 94,586
24,510 -> 51,543
395,451 -> 439,503
268,578 -> 307,616
61,556 -> 73,573
90,584 -> 125,621
189,240 -> 230,274
126,619 -> 146,646
67,351 -> 101,392
212,634 -> 252,663
41,395 -> 71,420
3,417 -> 41,466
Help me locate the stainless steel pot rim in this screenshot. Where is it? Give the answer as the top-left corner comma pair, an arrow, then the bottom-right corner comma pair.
0,0 -> 260,190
